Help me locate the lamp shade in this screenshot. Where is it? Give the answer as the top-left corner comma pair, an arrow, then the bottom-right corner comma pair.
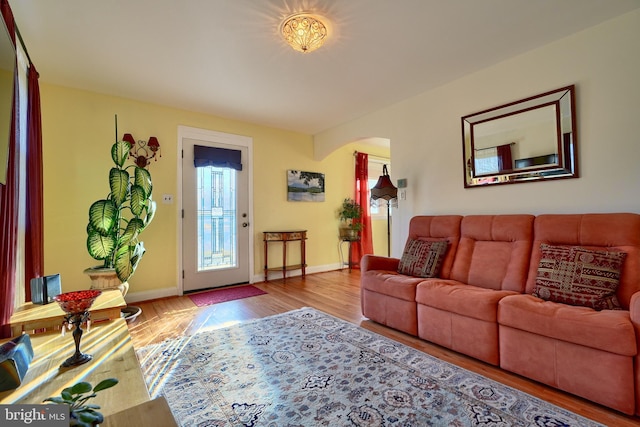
122,133 -> 135,146
370,165 -> 397,201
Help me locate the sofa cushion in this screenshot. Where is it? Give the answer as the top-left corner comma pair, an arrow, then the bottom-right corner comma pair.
449,215 -> 534,292
498,294 -> 636,356
361,271 -> 425,301
416,280 -> 517,322
397,238 -> 448,277
532,243 -> 626,310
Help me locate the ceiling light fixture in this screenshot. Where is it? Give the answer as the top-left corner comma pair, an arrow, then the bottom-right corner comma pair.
281,13 -> 328,53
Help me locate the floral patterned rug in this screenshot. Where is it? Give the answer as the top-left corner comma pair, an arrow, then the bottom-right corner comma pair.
136,307 -> 603,427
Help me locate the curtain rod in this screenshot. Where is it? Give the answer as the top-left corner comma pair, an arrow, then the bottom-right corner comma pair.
474,142 -> 516,152
15,23 -> 33,66
353,151 -> 390,162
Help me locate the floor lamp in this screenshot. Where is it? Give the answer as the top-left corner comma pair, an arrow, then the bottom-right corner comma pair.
370,165 -> 397,257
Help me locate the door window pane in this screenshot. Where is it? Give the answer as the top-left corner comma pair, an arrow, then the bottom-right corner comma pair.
197,166 -> 237,271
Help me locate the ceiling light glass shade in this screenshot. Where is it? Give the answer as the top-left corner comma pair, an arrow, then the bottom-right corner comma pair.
281,13 -> 328,53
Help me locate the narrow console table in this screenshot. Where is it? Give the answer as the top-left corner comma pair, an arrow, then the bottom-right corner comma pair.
263,230 -> 307,281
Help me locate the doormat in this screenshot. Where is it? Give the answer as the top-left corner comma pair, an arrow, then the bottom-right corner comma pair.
187,285 -> 266,307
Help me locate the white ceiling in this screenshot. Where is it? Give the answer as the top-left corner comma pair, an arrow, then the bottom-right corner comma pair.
10,0 -> 640,135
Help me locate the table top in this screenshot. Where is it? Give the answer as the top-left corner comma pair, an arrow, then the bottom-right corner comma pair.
263,230 -> 307,241
10,289 -> 126,325
263,230 -> 307,233
102,396 -> 177,427
0,318 -> 150,416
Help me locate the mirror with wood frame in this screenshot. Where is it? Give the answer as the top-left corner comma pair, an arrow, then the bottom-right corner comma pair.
462,85 -> 578,188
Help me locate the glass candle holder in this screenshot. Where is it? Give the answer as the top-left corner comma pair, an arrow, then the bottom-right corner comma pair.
53,290 -> 102,368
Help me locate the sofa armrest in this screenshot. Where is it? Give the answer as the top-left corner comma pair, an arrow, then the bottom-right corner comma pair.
361,254 -> 400,273
630,292 -> 640,326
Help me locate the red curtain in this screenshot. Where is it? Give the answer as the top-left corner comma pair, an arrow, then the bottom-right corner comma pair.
0,0 -> 18,338
497,143 -> 513,172
25,64 -> 43,301
353,152 -> 373,266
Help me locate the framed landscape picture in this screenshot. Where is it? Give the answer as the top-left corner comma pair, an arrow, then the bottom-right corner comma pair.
287,170 -> 325,202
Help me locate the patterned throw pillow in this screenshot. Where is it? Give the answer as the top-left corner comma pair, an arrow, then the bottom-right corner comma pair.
397,239 -> 449,278
532,243 -> 627,310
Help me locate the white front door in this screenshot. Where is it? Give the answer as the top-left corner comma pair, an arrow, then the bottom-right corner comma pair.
180,127 -> 252,292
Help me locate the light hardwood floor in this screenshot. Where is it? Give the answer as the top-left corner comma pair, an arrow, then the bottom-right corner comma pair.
127,270 -> 640,426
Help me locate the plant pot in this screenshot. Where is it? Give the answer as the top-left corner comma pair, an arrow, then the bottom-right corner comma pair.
121,305 -> 142,322
339,227 -> 359,241
70,412 -> 102,427
83,267 -> 129,297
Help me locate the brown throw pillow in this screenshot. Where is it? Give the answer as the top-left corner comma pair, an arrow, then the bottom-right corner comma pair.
532,243 -> 626,310
397,239 -> 449,278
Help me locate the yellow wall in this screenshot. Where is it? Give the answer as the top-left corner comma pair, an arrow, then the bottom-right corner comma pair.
41,84 -> 389,297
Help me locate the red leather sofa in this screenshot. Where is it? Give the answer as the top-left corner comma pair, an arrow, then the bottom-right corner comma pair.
361,213 -> 640,415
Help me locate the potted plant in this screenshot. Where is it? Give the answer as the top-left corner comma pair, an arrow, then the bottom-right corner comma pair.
338,198 -> 363,241
44,378 -> 119,427
84,138 -> 156,297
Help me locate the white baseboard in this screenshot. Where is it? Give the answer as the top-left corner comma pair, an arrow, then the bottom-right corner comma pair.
125,286 -> 179,304
124,263 -> 344,304
252,263 -> 341,283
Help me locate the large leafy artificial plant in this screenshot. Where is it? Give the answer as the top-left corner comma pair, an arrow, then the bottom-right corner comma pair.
86,139 -> 156,283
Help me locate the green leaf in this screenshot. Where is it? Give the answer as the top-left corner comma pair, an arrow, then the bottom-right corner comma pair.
114,244 -> 134,282
114,241 -> 146,283
43,397 -> 65,404
111,140 -> 131,167
70,382 -> 92,395
93,378 -> 118,392
119,218 -> 143,245
82,404 -> 101,410
87,229 -> 117,261
88,200 -> 117,235
73,393 -> 96,406
134,167 -> 152,197
109,168 -> 130,207
130,185 -> 146,216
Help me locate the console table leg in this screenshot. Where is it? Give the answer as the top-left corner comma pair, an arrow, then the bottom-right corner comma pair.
264,240 -> 268,281
282,241 -> 287,279
301,239 -> 306,277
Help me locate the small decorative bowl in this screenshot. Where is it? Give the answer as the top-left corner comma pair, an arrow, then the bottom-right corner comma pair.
53,290 -> 102,314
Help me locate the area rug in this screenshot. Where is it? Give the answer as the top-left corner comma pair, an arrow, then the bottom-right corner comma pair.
136,307 -> 604,427
187,285 -> 266,307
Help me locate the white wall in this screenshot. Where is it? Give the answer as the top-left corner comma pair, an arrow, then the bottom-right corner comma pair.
315,9 -> 640,257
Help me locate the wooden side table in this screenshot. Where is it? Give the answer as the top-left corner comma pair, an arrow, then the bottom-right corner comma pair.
263,230 -> 307,280
339,238 -> 360,271
9,289 -> 126,336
